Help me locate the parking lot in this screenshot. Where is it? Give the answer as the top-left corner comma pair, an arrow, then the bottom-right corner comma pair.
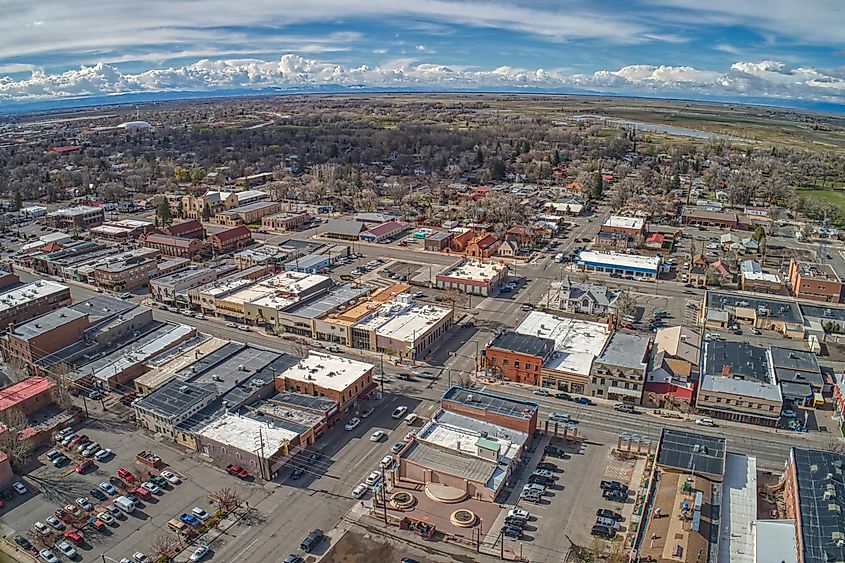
483,428 -> 645,561
2,419 -> 257,563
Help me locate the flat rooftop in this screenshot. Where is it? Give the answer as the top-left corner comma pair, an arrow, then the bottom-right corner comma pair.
488,330 -> 555,358
279,352 -> 373,393
11,307 -> 87,340
577,250 -> 660,273
282,284 -> 369,320
516,311 -> 609,376
0,376 -> 54,411
438,259 -> 505,282
135,378 -> 214,419
196,277 -> 253,298
702,340 -> 771,382
219,200 -> 278,215
152,267 -> 214,287
197,412 -> 298,457
47,205 -> 102,217
800,303 -> 845,322
135,336 -> 228,390
706,290 -> 802,324
596,332 -> 649,371
603,215 -> 644,230
354,298 -> 452,343
794,261 -> 840,282
442,386 -> 539,420
657,428 -> 726,477
790,448 -> 845,563
70,295 -> 136,322
0,280 -> 68,314
718,453 -> 757,563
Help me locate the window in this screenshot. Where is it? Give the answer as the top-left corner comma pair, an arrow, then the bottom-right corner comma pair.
514,361 -> 520,369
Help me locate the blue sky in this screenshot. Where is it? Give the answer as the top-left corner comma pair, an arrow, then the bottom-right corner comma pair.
0,0 -> 843,107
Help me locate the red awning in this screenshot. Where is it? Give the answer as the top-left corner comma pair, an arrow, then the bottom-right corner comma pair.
358,381 -> 378,399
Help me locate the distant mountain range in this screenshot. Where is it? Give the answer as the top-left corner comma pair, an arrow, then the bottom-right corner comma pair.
1,84 -> 843,116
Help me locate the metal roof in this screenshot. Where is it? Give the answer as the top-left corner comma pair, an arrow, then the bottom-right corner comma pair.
12,307 -> 87,340
657,428 -> 726,477
282,284 -> 369,319
706,291 -> 802,324
442,386 -> 539,420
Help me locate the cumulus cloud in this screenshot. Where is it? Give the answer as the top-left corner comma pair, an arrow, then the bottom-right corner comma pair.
1,54 -> 844,105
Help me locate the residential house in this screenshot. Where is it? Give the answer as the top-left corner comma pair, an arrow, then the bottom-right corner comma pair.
466,233 -> 501,259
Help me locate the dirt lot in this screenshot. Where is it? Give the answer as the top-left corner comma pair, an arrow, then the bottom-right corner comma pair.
322,530 -> 398,563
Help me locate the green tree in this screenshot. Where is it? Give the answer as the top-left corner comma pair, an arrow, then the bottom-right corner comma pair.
553,149 -> 561,166
173,166 -> 190,183
490,159 -> 506,181
13,190 -> 22,211
201,203 -> 212,221
591,172 -> 603,200
155,200 -> 173,227
189,167 -> 206,183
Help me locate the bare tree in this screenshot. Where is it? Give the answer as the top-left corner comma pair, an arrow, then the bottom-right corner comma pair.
613,291 -> 637,325
150,533 -> 182,560
823,438 -> 845,454
290,337 -> 310,359
0,408 -> 33,471
208,487 -> 243,514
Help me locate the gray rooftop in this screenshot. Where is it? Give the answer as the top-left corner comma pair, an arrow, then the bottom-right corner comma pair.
488,330 -> 555,358
136,379 -> 214,419
11,307 -> 87,340
442,386 -> 539,420
402,440 -> 497,484
427,232 -> 452,241
657,428 -> 726,477
269,391 -> 337,412
769,347 -> 823,391
325,219 -> 365,237
706,291 -> 802,324
152,267 -> 215,287
699,373 -> 783,403
435,410 -> 527,447
219,200 -> 279,215
286,254 -> 328,270
282,284 -> 369,320
702,340 -> 770,383
596,332 -> 650,371
790,448 -> 845,563
799,303 -> 845,323
70,295 -> 136,323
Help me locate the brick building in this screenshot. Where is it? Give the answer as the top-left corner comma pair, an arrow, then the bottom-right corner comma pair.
0,376 -> 56,416
0,280 -> 72,327
261,211 -> 312,232
45,206 -> 105,231
440,386 -> 539,435
1,307 -> 89,365
274,352 -> 376,411
484,331 -> 553,386
208,225 -> 252,253
214,201 -> 282,226
141,233 -> 205,258
600,215 -> 645,238
162,220 -> 205,240
788,259 -> 842,303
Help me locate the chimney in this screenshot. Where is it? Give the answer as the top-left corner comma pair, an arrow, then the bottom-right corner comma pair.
607,314 -> 615,331
721,364 -> 731,377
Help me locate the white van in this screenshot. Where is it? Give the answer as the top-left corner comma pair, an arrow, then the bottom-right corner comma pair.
404,413 -> 419,425
114,496 -> 136,514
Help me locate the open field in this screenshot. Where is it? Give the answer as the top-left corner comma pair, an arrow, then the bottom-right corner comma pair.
797,188 -> 845,215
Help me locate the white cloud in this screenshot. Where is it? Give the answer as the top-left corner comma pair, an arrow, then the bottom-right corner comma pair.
1,54 -> 843,105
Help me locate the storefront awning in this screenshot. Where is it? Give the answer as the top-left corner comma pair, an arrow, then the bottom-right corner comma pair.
358,381 -> 378,399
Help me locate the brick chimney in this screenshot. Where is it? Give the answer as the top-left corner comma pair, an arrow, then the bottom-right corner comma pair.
721,364 -> 731,377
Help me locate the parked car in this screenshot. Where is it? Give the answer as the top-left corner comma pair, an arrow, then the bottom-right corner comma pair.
76,460 -> 94,474
189,545 -> 209,562
573,397 -> 594,405
600,480 -> 629,493
695,418 -> 716,427
75,497 -> 93,511
602,489 -> 629,502
45,516 -> 64,530
226,464 -> 249,479
360,407 -> 374,418
501,525 -> 523,539
345,417 -> 361,431
782,409 -> 797,418
614,403 -> 637,413
596,508 -> 622,521
508,508 -> 530,521
90,488 -> 107,501
12,481 -> 28,494
548,412 -> 571,423
379,455 -> 393,469
370,430 -> 387,442
34,521 -> 51,536
591,524 -> 616,539
532,388 -> 550,396
141,481 -> 161,495
353,484 -> 367,498
62,530 -> 83,545
14,534 -> 33,550
554,392 -> 573,401
180,513 -> 201,527
536,462 -> 556,472
94,448 -> 113,462
52,455 -> 70,468
160,470 -> 181,484
391,442 -> 407,454
365,471 -> 382,486
98,511 -> 115,525
39,549 -> 59,563
300,529 -> 324,553
543,445 -> 565,458
522,483 -> 546,495
192,507 -> 210,520
391,406 -> 408,419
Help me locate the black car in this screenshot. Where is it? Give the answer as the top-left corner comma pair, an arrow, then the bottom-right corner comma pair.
528,474 -> 553,485
109,476 -> 125,488
603,489 -> 628,502
291,468 -> 305,480
0,488 -> 13,501
400,559 -> 420,563
502,526 -> 524,539
125,493 -> 140,505
591,524 -> 615,539
554,392 -> 573,401
544,445 -> 565,458
14,534 -> 33,550
300,529 -> 324,553
504,517 -> 527,528
91,488 -> 107,501
536,462 -> 557,472
596,509 -> 622,521
53,455 -> 70,468
283,556 -> 305,563
600,480 -> 629,493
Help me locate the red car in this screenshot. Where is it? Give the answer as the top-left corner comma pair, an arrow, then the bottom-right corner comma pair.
63,530 -> 83,544
75,459 -> 94,473
132,486 -> 152,501
117,467 -> 136,483
55,509 -> 74,523
226,464 -> 249,479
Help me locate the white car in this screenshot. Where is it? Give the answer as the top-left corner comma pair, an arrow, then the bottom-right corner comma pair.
225,322 -> 238,328
161,470 -> 181,484
365,471 -> 382,486
192,507 -> 210,520
391,406 -> 408,419
237,324 -> 250,331
12,481 -> 28,494
782,410 -> 797,418
370,430 -> 387,442
345,417 -> 361,431
98,511 -> 115,525
195,314 -> 205,320
695,418 -> 716,427
189,545 -> 209,562
39,549 -> 59,563
46,516 -> 64,530
379,455 -> 393,469
508,508 -> 530,520
141,481 -> 161,494
76,497 -> 93,511
133,553 -> 150,563
55,541 -> 78,559
352,484 -> 367,498
94,448 -> 113,461
34,521 -> 51,536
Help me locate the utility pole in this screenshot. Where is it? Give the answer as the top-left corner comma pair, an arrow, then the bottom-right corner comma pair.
477,517 -> 482,553
500,530 -> 505,559
380,354 -> 385,394
380,466 -> 388,525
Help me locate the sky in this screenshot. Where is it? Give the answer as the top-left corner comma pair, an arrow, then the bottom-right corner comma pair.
0,0 -> 844,108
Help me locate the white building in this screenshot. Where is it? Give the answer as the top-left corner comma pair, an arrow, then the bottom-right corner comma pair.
515,311 -> 610,380
352,294 -> 453,358
576,250 -> 661,279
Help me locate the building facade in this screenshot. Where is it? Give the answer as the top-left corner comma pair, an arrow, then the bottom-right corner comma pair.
788,259 -> 842,303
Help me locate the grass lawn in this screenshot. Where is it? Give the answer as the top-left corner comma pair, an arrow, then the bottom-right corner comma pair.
798,188 -> 845,208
